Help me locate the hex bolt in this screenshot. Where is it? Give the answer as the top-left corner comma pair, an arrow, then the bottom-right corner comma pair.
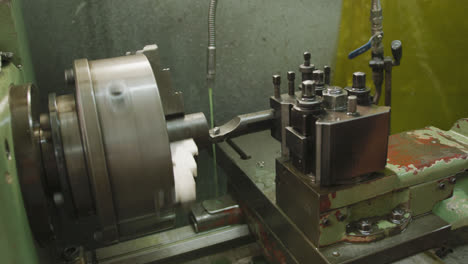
299,52 -> 315,82
347,95 -> 358,114
64,68 -> 75,85
391,208 -> 404,222
313,70 -> 325,85
324,65 -> 331,85
336,212 -> 346,222
212,126 -> 221,135
439,182 -> 446,190
62,246 -> 79,261
302,80 -> 316,98
359,220 -> 372,233
352,72 -> 366,89
287,71 -> 296,96
321,217 -> 330,226
449,177 -> 457,184
273,75 -> 281,99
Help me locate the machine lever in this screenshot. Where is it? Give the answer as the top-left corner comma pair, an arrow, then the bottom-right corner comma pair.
348,34 -> 380,59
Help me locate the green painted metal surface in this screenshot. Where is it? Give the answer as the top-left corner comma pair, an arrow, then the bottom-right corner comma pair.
0,0 -> 35,83
0,63 -> 39,264
334,0 -> 468,134
1,1 -> 39,262
433,174 -> 468,230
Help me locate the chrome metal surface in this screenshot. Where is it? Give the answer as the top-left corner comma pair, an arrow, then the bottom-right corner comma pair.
74,58 -> 118,242
49,93 -> 76,216
9,84 -> 52,242
94,225 -> 251,264
55,94 -> 93,217
166,112 -> 209,145
209,109 -> 275,143
322,86 -> 347,111
137,45 -> 184,117
81,54 -> 175,237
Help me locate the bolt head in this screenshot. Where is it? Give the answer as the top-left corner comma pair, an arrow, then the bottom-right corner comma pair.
272,75 -> 281,85
212,127 -> 221,135
287,71 -> 296,81
323,87 -> 347,111
313,70 -> 325,85
449,177 -> 457,184
352,72 -> 366,89
439,183 -> 446,190
359,220 -> 372,232
391,208 -> 404,221
302,80 -> 316,98
322,217 -> 330,226
336,213 -> 346,222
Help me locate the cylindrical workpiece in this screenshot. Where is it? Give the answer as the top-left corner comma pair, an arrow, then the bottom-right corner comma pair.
166,112 -> 209,146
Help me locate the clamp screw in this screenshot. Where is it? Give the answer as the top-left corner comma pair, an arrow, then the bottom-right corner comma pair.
287,71 -> 296,96
321,217 -> 330,226
324,65 -> 331,85
303,52 -> 311,66
439,183 -> 446,190
352,72 -> 366,89
391,208 -> 404,222
273,75 -> 281,99
359,220 -> 372,233
302,80 -> 316,98
449,177 -> 457,184
347,95 -> 358,114
336,212 -> 346,222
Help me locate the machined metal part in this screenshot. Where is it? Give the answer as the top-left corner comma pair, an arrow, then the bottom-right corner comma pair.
287,71 -> 296,96
345,72 -> 372,105
312,70 -> 325,96
299,52 -> 315,83
324,65 -> 331,86
166,112 -> 209,146
74,58 -> 118,243
94,225 -> 251,264
322,86 -> 347,111
209,109 -> 275,143
136,45 -> 185,117
287,80 -> 324,174
73,54 -> 176,241
316,105 -> 390,185
9,84 -> 53,243
48,93 -> 76,216
191,195 -> 243,233
216,131 -> 454,263
50,93 -> 94,217
347,95 -> 358,115
272,75 -> 281,99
